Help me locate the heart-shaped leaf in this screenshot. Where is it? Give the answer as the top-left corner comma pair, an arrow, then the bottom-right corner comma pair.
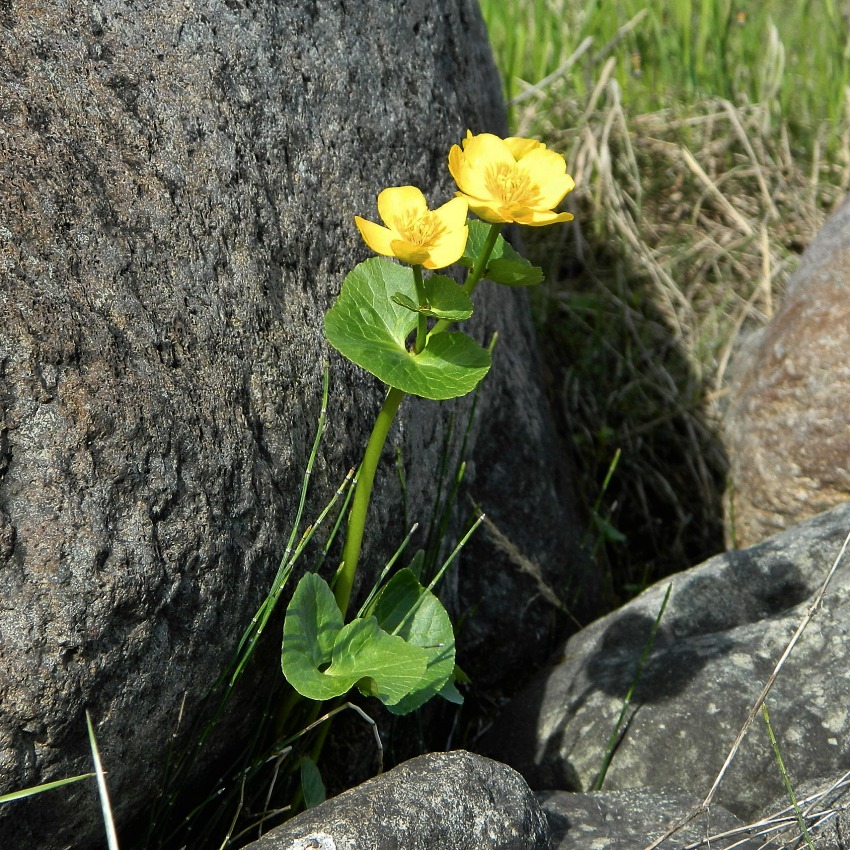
368,569 -> 457,715
324,258 -> 489,400
281,572 -> 428,707
328,616 -> 426,706
281,573 -> 353,701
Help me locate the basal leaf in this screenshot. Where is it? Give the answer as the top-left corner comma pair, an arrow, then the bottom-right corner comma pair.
281,574 -> 356,701
326,616 -> 427,706
324,258 -> 489,400
369,569 -> 457,715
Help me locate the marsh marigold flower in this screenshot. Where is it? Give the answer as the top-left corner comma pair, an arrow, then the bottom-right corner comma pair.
448,131 -> 574,226
354,186 -> 469,269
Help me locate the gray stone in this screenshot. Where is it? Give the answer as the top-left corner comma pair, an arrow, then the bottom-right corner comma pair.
484,502 -> 850,820
724,196 -> 850,548
241,751 -> 551,850
540,787 -> 758,850
760,773 -> 850,850
0,1 -> 581,847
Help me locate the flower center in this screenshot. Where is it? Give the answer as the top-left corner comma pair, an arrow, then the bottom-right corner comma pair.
394,208 -> 444,247
484,162 -> 541,208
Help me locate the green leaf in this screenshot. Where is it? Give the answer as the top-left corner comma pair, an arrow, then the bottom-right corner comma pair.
300,757 -> 326,809
390,276 -> 473,321
369,569 -> 456,715
328,617 -> 426,706
281,574 -> 352,701
486,258 -> 544,287
459,220 -> 543,286
282,573 -> 427,704
437,678 -> 464,705
390,292 -> 421,312
324,258 -> 490,400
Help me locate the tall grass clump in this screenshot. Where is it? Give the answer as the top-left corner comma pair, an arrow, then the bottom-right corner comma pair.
479,0 -> 850,609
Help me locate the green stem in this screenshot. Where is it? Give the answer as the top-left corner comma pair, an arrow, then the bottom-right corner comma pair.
412,264 -> 428,354
334,385 -> 406,617
430,221 -> 502,336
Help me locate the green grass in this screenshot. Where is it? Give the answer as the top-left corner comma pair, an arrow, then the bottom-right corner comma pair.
481,0 -> 850,154
479,0 -> 850,609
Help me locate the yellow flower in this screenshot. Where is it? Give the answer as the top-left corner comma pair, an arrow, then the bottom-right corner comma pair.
354,186 -> 469,269
448,131 -> 575,226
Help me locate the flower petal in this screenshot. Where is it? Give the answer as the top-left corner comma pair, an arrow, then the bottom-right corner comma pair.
377,186 -> 428,228
355,216 -> 398,257
390,239 -> 430,266
422,225 -> 469,269
461,132 -> 515,169
432,196 -> 469,231
517,208 -> 574,227
449,146 -> 493,202
518,148 -> 574,208
464,198 -> 511,224
504,137 -> 545,160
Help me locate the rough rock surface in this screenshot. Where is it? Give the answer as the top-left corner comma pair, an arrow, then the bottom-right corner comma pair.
540,787 -> 758,850
0,1 -> 581,847
724,197 -> 850,548
484,502 -> 850,820
761,774 -> 850,850
241,751 -> 551,850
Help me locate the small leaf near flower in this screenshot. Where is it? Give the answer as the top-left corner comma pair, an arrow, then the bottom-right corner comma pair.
390,275 -> 473,320
449,131 -> 575,226
459,219 -> 544,286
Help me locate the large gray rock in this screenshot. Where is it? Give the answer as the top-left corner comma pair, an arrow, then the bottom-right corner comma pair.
724,196 -> 850,548
241,751 -> 551,850
760,773 -> 850,850
540,787 -> 758,850
0,1 -> 581,847
484,502 -> 850,820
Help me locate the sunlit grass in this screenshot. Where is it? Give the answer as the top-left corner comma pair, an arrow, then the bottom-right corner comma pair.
479,0 -> 850,605
481,0 -> 850,155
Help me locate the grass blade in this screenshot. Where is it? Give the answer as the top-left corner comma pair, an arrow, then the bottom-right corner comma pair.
86,710 -> 120,850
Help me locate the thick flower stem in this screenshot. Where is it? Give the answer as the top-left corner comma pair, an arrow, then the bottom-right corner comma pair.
334,385 -> 406,617
430,221 -> 502,337
412,265 -> 428,354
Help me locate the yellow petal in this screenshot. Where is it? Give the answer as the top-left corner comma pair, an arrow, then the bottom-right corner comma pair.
377,186 -> 428,228
460,132 -> 515,170
423,225 -> 469,269
533,173 -> 575,210
390,239 -> 430,266
519,148 -> 574,208
504,137 -> 545,160
355,216 -> 398,256
465,198 -> 511,224
518,208 -> 574,227
449,145 -> 491,202
432,196 -> 469,231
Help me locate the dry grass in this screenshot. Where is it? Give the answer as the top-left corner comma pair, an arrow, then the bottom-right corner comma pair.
518,70 -> 850,609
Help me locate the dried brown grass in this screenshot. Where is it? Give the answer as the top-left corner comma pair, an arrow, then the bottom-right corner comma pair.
523,73 -> 850,610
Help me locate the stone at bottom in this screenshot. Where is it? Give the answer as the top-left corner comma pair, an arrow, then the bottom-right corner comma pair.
241,750 -> 550,850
